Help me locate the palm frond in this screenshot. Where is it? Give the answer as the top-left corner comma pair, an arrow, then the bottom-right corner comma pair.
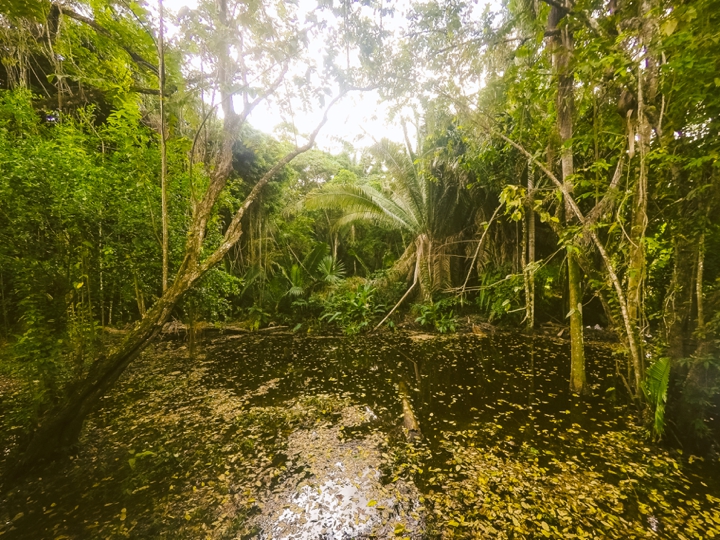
370,140 -> 426,222
306,183 -> 414,231
317,255 -> 346,285
333,211 -> 398,229
303,243 -> 329,275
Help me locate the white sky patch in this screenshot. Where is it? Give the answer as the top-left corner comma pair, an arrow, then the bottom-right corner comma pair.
154,0 -> 414,152
158,0 -> 491,153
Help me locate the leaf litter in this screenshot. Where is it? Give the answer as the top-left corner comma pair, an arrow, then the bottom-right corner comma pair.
1,332 -> 719,539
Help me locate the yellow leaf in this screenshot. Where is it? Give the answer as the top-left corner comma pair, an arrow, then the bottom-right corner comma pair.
367,500 -> 377,507
661,18 -> 678,36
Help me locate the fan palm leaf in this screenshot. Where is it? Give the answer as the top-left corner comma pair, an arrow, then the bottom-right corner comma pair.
306,183 -> 415,230
305,137 -> 471,299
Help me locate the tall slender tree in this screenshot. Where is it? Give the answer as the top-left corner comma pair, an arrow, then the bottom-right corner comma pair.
158,0 -> 169,292
547,0 -> 586,394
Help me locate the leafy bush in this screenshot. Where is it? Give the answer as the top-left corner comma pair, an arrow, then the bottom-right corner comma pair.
247,305 -> 272,330
475,268 -> 524,323
320,281 -> 385,335
414,298 -> 457,333
183,268 -> 244,323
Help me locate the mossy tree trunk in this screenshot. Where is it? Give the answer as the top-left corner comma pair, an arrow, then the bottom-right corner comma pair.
549,0 -> 586,394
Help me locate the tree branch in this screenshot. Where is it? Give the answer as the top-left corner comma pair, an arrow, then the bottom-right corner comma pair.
539,0 -> 570,13
491,126 -> 641,391
200,91 -> 349,272
57,5 -> 159,76
460,202 -> 503,295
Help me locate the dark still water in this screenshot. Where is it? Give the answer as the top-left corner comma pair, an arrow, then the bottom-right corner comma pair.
2,331 -> 718,539
205,332 -> 625,451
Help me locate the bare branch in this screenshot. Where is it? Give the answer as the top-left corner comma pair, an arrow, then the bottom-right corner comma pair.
460,202 -> 503,295
188,62 -> 289,184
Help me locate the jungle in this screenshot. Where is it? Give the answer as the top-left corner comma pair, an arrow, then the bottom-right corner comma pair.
0,0 -> 719,537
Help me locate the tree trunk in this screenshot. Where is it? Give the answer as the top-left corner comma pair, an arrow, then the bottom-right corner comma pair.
695,232 -> 707,357
8,4 -> 344,473
568,253 -> 587,392
550,2 -> 586,394
15,268 -> 196,469
665,235 -> 695,359
158,0 -> 169,292
495,135 -> 643,401
696,232 -> 705,336
10,119 -> 335,473
626,64 -> 649,384
526,161 -> 535,329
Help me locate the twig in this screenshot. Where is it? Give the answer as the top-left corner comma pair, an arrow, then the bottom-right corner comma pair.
373,278 -> 417,332
460,203 -> 503,295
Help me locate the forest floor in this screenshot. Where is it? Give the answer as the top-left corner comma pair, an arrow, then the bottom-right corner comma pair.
0,330 -> 719,539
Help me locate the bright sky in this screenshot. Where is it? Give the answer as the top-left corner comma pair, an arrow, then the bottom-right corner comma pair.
161,0 -> 413,153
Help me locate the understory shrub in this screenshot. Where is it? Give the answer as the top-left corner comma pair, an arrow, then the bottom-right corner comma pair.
320,280 -> 385,335
414,297 -> 457,333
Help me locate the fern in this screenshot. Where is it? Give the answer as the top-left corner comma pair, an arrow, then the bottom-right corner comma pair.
643,357 -> 672,439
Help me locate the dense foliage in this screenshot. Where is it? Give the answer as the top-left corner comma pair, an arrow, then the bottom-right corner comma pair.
0,0 -> 719,535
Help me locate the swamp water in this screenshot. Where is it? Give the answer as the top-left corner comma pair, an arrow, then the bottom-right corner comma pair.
1,332 -> 719,539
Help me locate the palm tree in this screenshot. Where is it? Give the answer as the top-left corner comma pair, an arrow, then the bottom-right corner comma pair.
306,138 -> 471,303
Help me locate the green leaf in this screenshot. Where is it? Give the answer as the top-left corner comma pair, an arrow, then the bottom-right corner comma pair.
0,0 -> 49,19
642,357 -> 672,438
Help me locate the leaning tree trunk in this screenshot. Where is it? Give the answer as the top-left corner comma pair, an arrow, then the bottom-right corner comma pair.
17,265 -> 198,469
8,3 -> 342,474
9,123 -> 334,473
